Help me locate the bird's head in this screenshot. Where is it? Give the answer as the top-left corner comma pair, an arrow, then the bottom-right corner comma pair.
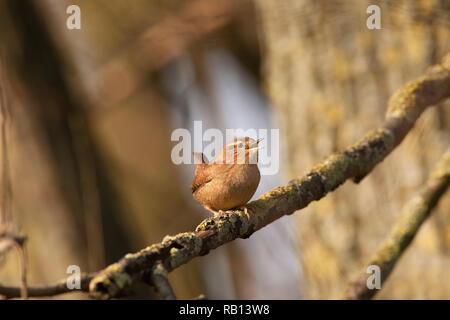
214,137 -> 263,164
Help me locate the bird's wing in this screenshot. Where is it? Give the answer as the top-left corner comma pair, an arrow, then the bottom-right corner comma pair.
190,163 -> 232,194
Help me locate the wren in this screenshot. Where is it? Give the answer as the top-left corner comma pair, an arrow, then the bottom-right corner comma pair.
190,137 -> 262,217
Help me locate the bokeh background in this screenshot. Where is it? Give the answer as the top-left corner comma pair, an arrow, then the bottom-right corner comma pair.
0,0 -> 449,299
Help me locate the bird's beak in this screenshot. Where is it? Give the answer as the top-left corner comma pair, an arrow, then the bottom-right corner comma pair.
249,138 -> 263,151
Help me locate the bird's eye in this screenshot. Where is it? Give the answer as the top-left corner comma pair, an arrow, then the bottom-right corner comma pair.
238,142 -> 244,148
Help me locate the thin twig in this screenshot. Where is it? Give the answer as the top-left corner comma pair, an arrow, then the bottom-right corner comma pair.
0,56 -> 12,228
13,241 -> 27,299
0,273 -> 93,299
343,150 -> 450,300
0,233 -> 25,257
147,261 -> 177,300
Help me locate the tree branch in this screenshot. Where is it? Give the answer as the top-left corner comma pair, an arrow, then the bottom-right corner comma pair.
1,54 -> 449,299
343,150 -> 450,300
146,261 -> 177,300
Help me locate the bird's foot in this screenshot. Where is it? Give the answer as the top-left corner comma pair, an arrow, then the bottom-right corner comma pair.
237,206 -> 252,220
204,206 -> 226,217
209,207 -> 252,219
215,209 -> 234,217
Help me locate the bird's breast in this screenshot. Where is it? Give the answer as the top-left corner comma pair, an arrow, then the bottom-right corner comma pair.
193,164 -> 260,210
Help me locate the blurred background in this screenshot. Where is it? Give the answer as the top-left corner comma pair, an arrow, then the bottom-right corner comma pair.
0,0 -> 449,299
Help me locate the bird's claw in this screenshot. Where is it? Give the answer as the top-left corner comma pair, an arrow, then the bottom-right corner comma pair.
215,209 -> 233,217
237,206 -> 252,219
213,207 -> 252,219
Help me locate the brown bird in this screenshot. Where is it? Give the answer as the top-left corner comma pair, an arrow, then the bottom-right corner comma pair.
191,137 -> 262,217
